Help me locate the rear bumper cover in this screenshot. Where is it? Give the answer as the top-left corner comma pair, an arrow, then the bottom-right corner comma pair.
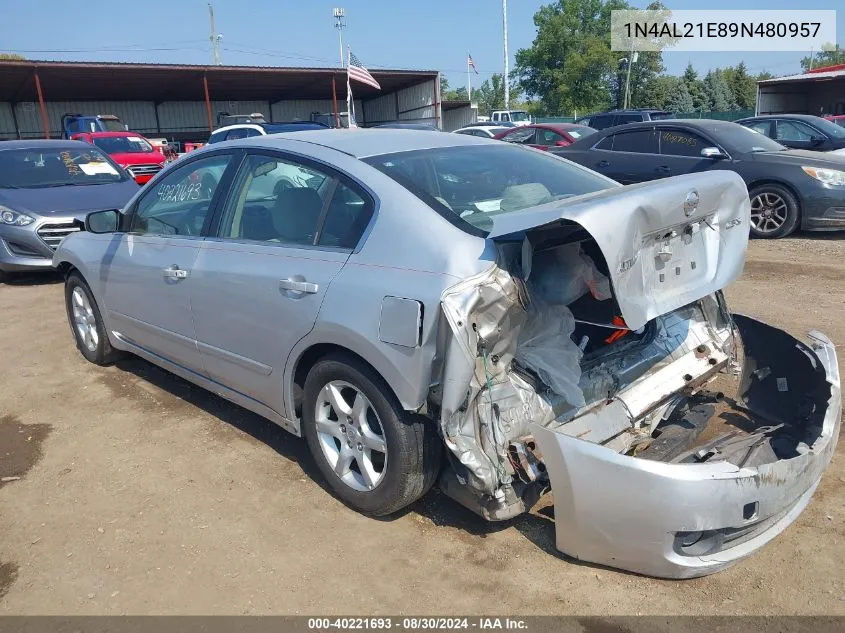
534,317 -> 840,579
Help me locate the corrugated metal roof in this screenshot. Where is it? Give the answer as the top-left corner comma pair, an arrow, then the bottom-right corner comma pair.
0,60 -> 438,103
758,68 -> 845,84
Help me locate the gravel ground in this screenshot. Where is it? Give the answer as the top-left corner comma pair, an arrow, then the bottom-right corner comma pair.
0,234 -> 843,615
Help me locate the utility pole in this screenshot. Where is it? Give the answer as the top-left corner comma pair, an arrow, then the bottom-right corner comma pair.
623,42 -> 636,109
333,8 -> 346,68
502,0 -> 509,109
208,3 -> 222,66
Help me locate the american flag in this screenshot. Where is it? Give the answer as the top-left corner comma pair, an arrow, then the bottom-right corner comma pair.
468,53 -> 478,74
347,51 -> 381,90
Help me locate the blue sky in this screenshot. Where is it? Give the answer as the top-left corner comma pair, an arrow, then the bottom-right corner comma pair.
1,0 -> 841,89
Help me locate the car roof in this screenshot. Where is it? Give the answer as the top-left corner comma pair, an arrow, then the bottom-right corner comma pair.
597,119 -> 741,133
0,139 -> 92,151
80,131 -> 144,138
212,121 -> 326,134
246,128 -> 488,158
736,114 -> 828,123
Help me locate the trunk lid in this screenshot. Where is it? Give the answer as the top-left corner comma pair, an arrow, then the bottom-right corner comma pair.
488,171 -> 750,330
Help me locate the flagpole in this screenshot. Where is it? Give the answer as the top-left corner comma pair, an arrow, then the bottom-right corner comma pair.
346,47 -> 355,128
467,52 -> 471,101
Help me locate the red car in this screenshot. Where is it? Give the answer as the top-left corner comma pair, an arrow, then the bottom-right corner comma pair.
824,114 -> 845,129
71,131 -> 167,185
494,123 -> 597,150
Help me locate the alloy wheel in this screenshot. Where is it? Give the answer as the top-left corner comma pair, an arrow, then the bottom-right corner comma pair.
314,380 -> 388,492
750,192 -> 788,234
71,286 -> 99,352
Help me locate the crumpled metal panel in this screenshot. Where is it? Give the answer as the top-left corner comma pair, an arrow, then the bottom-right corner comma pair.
439,265 -> 568,494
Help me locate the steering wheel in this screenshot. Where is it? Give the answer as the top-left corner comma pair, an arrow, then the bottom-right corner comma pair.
180,202 -> 210,236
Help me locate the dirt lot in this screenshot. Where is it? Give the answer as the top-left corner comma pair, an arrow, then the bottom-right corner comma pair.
1,235 -> 844,615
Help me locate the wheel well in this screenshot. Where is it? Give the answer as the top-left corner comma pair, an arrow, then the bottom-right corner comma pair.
291,344 -> 400,418
55,261 -> 77,279
746,179 -> 802,217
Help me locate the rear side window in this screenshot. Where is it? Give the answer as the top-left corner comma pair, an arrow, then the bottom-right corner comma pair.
502,128 -> 536,144
611,129 -> 658,153
745,121 -> 772,137
207,130 -> 227,144
594,135 -> 614,150
658,129 -> 710,157
589,115 -> 616,130
219,153 -> 372,249
615,114 -> 642,125
649,111 -> 675,121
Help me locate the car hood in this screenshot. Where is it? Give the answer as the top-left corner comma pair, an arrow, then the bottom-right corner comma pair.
488,170 -> 750,331
0,179 -> 139,219
753,148 -> 845,167
109,151 -> 166,165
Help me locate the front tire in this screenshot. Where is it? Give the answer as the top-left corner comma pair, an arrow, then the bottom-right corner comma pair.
65,272 -> 123,365
749,184 -> 800,239
302,355 -> 441,516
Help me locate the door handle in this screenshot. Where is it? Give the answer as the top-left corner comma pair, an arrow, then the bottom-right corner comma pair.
279,278 -> 319,294
597,160 -> 610,167
162,266 -> 188,280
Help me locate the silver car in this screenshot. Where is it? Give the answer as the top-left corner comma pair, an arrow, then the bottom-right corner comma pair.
53,130 -> 841,579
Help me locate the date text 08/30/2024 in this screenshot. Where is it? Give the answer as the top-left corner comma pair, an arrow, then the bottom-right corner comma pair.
307,618 -> 529,630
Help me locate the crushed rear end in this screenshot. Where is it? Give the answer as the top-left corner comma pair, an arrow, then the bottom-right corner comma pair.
432,171 -> 841,578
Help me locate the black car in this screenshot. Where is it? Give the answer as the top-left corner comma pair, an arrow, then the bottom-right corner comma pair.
734,114 -> 845,152
553,119 -> 845,238
575,108 -> 674,131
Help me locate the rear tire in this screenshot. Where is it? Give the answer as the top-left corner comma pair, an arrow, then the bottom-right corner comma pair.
65,272 -> 123,365
302,354 -> 441,516
748,184 -> 800,239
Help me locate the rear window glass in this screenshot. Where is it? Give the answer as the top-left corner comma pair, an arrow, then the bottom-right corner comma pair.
650,112 -> 675,120
363,144 -> 614,235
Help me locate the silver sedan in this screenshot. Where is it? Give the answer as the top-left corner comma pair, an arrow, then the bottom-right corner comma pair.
54,130 -> 841,578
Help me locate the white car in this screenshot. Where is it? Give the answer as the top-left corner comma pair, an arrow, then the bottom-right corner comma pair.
207,121 -> 328,144
453,125 -> 514,138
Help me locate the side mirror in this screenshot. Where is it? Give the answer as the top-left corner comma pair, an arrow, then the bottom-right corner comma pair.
810,136 -> 825,146
701,147 -> 728,159
85,209 -> 121,234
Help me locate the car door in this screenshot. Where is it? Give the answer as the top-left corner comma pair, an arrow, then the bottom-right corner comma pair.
655,127 -> 724,179
102,151 -> 237,374
597,127 -> 658,183
189,150 -> 374,415
575,128 -> 657,183
773,119 -> 823,150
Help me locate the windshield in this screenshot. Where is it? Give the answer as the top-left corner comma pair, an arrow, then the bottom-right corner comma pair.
510,111 -> 530,122
0,147 -> 126,188
92,135 -> 154,154
363,144 -> 615,234
100,119 -> 125,132
810,116 -> 845,139
719,124 -> 787,153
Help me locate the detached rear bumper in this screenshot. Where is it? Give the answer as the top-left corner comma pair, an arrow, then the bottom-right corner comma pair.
534,318 -> 840,579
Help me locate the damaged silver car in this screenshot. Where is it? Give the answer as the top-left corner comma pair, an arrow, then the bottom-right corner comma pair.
53,130 -> 841,579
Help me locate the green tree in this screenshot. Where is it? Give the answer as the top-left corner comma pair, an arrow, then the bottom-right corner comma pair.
515,0 -> 630,115
665,80 -> 694,114
474,74 -> 522,115
643,74 -> 681,110
723,62 -> 756,110
682,63 -> 709,111
801,44 -> 845,71
440,78 -> 469,101
0,53 -> 25,60
702,69 -> 737,112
